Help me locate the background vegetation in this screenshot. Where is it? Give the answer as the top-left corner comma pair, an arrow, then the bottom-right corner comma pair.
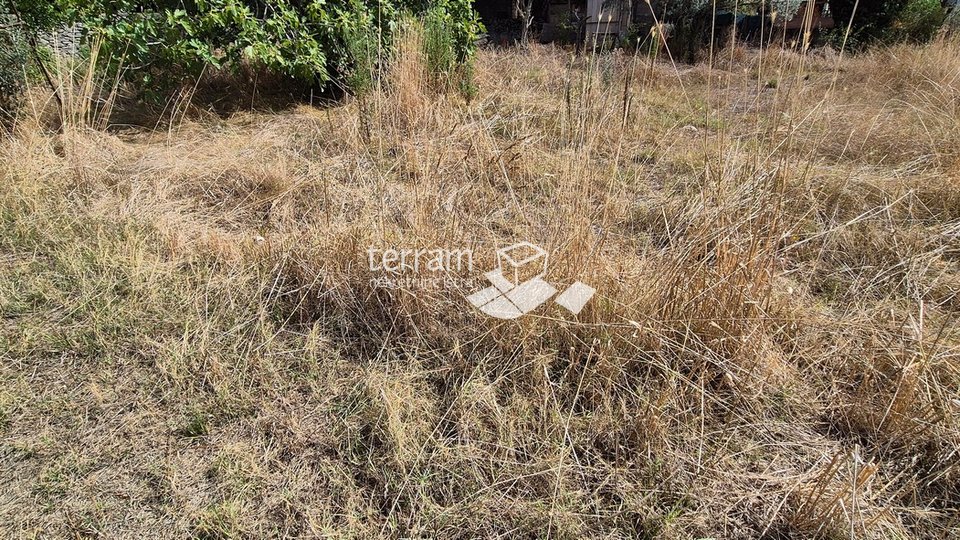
2,0 -> 483,99
830,0 -> 948,46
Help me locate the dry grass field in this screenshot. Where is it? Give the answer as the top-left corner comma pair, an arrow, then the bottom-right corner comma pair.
1,31 -> 959,538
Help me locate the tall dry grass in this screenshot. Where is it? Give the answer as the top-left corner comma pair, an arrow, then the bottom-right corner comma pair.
0,29 -> 958,538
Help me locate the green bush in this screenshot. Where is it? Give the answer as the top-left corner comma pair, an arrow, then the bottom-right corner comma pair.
8,0 -> 483,97
0,26 -> 30,128
422,1 -> 479,98
888,0 -> 946,43
829,0 -> 945,47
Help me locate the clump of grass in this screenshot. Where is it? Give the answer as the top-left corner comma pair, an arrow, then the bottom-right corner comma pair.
180,410 -> 211,438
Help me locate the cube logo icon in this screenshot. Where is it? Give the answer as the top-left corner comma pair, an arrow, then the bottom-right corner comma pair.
466,241 -> 595,319
496,241 -> 548,285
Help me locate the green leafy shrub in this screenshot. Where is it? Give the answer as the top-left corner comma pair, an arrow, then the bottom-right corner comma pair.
421,1 -> 480,99
647,0 -> 724,63
9,0 -> 483,97
829,0 -> 945,46
888,0 -> 946,43
0,26 -> 30,128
